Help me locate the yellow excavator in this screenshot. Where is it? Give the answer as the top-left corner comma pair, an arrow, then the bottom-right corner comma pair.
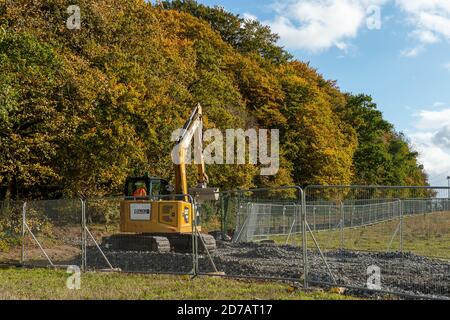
102,104 -> 218,253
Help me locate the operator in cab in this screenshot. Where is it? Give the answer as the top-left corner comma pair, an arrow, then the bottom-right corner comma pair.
132,181 -> 148,197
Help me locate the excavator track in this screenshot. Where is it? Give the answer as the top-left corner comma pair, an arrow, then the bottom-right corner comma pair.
197,234 -> 217,254
102,234 -> 171,253
155,233 -> 217,254
101,233 -> 216,254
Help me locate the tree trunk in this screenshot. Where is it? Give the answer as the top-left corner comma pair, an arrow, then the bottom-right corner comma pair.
5,176 -> 17,201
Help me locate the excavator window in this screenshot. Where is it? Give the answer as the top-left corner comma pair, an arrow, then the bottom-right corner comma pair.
125,177 -> 150,199
124,177 -> 170,199
150,180 -> 162,196
150,179 -> 171,197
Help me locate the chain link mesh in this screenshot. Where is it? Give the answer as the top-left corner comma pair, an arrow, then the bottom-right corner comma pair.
1,185 -> 448,299
0,200 -> 23,265
304,186 -> 450,299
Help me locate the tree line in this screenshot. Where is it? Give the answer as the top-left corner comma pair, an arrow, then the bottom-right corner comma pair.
0,0 -> 428,200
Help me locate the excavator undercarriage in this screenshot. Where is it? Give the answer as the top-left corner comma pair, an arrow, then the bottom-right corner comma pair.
102,233 -> 217,254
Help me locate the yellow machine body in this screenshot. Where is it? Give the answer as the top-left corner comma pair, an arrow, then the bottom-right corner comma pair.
120,200 -> 200,234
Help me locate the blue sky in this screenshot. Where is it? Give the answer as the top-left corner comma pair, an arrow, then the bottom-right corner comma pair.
195,0 -> 450,185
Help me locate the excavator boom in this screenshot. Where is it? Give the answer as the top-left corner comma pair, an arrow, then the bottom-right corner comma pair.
172,104 -> 218,202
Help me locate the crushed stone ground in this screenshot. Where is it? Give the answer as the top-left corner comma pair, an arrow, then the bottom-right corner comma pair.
85,241 -> 450,299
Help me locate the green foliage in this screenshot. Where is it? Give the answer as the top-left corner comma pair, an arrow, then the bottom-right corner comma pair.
0,201 -> 23,251
0,31 -> 72,191
341,94 -> 428,186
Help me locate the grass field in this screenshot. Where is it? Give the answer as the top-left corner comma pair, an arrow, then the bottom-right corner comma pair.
275,211 -> 450,259
311,212 -> 450,258
0,268 -> 356,300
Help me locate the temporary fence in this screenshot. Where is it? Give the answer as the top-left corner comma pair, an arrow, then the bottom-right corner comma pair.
0,200 -> 23,265
23,199 -> 82,268
0,199 -> 82,268
82,194 -> 198,275
196,187 -> 304,281
0,185 -> 449,299
303,185 -> 450,299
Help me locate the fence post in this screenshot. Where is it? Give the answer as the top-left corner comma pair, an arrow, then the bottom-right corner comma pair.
80,198 -> 87,272
340,201 -> 344,250
361,203 -> 364,225
80,198 -> 86,272
80,198 -> 83,272
21,202 -> 26,265
328,206 -> 331,230
313,207 -> 316,232
301,188 -> 308,289
192,199 -> 199,277
399,200 -> 403,253
351,206 -> 354,228
220,195 -> 225,236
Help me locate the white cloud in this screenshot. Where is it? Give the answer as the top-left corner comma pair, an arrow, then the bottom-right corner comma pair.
408,108 -> 450,184
242,13 -> 257,21
400,46 -> 423,57
444,63 -> 450,71
396,0 -> 450,55
265,0 -> 388,52
415,109 -> 450,130
261,0 -> 450,54
410,29 -> 440,44
395,0 -> 450,12
433,126 -> 450,149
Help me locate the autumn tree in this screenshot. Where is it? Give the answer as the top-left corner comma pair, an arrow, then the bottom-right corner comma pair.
0,0 -> 429,200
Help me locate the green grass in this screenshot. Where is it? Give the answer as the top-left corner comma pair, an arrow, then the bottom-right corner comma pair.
0,268 -> 358,300
273,212 -> 450,259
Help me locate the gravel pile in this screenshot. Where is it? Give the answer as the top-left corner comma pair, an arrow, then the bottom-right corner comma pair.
85,241 -> 450,299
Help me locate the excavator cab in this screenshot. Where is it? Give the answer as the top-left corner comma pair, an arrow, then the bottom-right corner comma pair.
124,176 -> 171,199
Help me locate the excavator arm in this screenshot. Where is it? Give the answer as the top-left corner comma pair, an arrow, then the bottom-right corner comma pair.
172,104 -> 218,202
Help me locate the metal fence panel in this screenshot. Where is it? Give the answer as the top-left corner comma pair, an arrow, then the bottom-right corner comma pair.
84,196 -> 196,275
22,199 -> 82,268
84,198 -> 120,271
197,187 -> 305,282
233,203 -> 299,243
401,201 -> 450,259
0,201 -> 24,265
304,185 -> 450,299
1,184 -> 448,299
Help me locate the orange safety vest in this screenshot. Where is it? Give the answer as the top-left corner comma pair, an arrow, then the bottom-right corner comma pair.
133,188 -> 147,197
